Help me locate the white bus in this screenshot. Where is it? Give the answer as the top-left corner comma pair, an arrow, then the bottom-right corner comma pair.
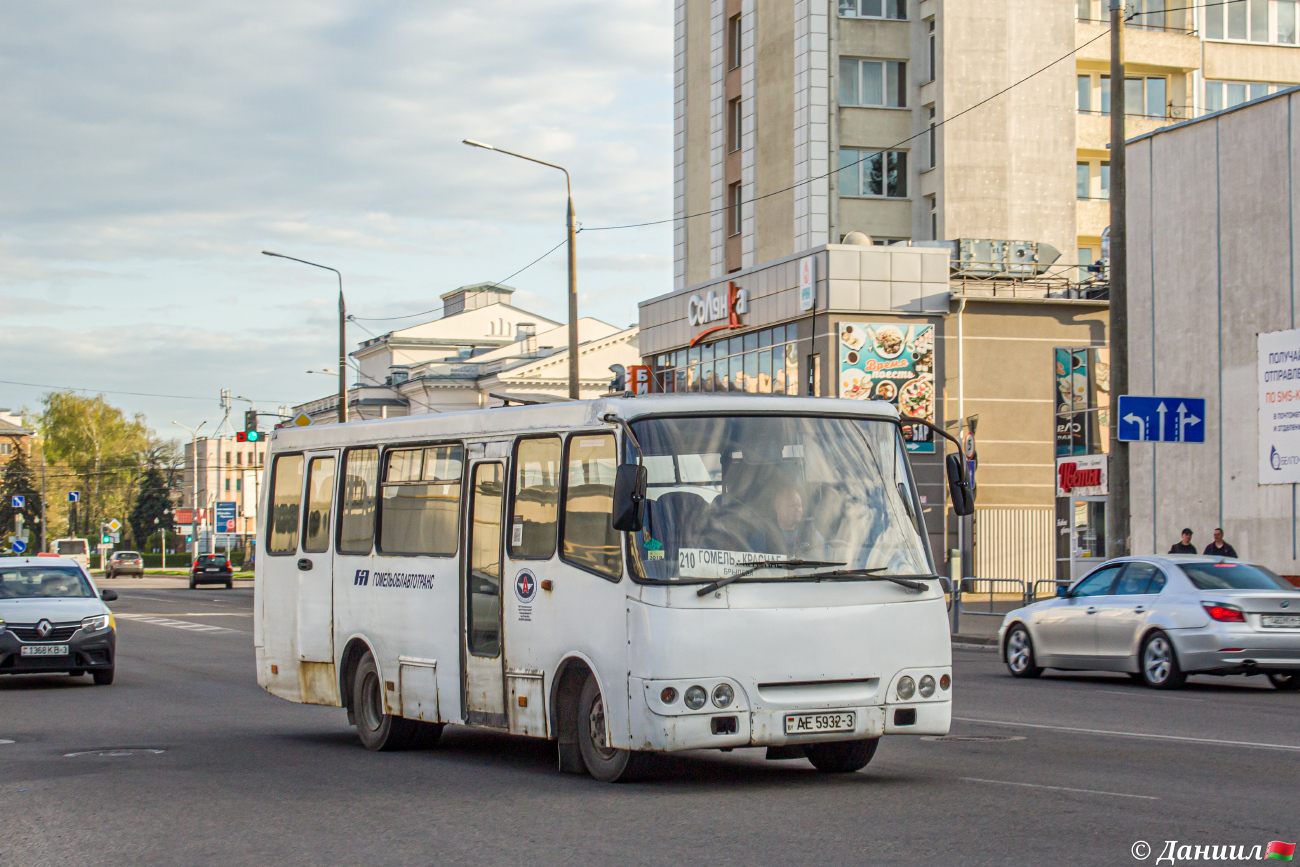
255,394 -> 972,781
51,538 -> 91,571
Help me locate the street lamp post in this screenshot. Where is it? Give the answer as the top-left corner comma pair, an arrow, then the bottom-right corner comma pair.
262,251 -> 348,422
172,420 -> 207,560
463,139 -> 580,400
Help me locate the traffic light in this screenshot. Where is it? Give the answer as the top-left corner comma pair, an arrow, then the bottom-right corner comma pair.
238,409 -> 261,442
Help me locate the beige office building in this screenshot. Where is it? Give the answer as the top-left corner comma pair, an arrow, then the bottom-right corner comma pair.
673,0 -> 1300,286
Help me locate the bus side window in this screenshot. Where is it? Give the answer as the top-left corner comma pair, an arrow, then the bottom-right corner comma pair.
338,448 -> 378,555
268,454 -> 304,555
510,436 -> 562,559
302,456 -> 336,554
561,433 -> 622,581
378,444 -> 463,556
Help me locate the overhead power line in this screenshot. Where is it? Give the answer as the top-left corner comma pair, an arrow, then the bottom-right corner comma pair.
350,236 -> 570,323
0,378 -> 290,405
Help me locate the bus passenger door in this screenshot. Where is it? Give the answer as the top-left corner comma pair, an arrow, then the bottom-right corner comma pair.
463,460 -> 506,727
297,452 -> 337,664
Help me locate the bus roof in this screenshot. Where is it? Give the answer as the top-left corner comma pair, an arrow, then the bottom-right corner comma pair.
267,395 -> 903,451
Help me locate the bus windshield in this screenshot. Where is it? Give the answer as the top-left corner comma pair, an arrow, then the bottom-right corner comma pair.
628,414 -> 932,583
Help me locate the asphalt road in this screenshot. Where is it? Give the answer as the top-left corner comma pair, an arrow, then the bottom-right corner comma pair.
2,585 -> 1297,867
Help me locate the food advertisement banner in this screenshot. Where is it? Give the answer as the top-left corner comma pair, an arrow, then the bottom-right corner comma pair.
838,322 -> 935,453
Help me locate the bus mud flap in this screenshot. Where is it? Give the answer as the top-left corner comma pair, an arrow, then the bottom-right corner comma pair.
299,661 -> 341,706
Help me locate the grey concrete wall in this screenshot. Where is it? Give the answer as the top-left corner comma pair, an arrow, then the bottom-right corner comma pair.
939,0 -> 1075,258
754,0 -> 794,266
1128,92 -> 1300,575
684,0 -> 713,287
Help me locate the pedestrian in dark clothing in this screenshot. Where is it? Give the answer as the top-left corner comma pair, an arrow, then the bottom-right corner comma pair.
1203,528 -> 1238,558
1168,528 -> 1197,554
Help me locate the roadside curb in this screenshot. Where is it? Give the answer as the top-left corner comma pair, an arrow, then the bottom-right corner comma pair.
951,634 -> 998,651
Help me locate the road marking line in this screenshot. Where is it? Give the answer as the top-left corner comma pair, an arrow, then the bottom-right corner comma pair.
1097,689 -> 1205,702
116,614 -> 241,634
960,777 -> 1159,800
115,613 -> 250,617
955,717 -> 1300,752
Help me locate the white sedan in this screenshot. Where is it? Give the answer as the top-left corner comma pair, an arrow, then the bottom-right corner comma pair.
998,556 -> 1300,690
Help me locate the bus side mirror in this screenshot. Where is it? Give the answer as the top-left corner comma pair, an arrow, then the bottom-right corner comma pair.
612,463 -> 648,532
946,453 -> 975,516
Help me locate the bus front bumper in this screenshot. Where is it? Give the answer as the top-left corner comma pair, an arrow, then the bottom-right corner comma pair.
629,677 -> 950,752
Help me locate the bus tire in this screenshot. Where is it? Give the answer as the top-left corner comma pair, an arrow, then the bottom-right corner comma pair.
352,651 -> 417,751
805,737 -> 878,773
576,674 -> 652,783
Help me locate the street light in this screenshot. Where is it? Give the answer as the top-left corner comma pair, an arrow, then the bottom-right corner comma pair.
262,251 -> 348,423
172,420 -> 206,559
463,138 -> 580,400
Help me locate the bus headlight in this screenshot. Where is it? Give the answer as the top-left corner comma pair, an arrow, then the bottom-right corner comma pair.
711,683 -> 734,708
81,614 -> 111,633
660,687 -> 678,704
684,685 -> 708,710
896,676 -> 916,700
919,675 -> 936,698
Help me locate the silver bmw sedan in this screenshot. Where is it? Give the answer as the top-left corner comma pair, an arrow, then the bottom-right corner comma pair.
998,556 -> 1300,690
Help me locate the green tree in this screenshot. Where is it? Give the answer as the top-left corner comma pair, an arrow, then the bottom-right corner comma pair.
129,465 -> 171,550
40,392 -> 150,543
0,442 -> 43,552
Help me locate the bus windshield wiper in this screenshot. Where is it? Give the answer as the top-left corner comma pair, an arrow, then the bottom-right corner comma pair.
799,569 -> 931,593
695,559 -> 846,597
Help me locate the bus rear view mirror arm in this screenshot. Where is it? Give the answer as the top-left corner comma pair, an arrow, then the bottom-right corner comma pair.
612,463 -> 648,533
900,415 -> 975,517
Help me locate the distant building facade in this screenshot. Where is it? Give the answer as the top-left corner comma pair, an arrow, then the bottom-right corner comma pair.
0,409 -> 32,468
292,283 -> 642,422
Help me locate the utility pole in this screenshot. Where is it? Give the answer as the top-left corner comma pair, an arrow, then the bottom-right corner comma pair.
1107,0 -> 1131,558
262,251 -> 347,423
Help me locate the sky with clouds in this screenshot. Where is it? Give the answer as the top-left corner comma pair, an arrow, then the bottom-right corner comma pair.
0,1 -> 674,436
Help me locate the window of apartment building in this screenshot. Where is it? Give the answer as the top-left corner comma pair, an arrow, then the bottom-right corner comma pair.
1078,75 -> 1092,112
839,58 -> 907,108
1078,248 -> 1094,269
236,452 -> 242,465
1124,76 -> 1167,117
728,14 -> 742,69
1077,161 -> 1110,200
236,477 -> 242,492
839,148 -> 907,198
1207,0 -> 1297,43
926,105 -> 936,168
927,195 -> 937,240
927,20 -> 936,81
225,478 -> 231,492
1100,161 -> 1110,199
1077,0 -> 1094,21
0,443 -> 11,456
728,182 -> 742,236
1077,162 -> 1090,199
1099,75 -> 1111,114
727,97 -> 742,152
839,0 -> 905,20
1205,79 -> 1289,111
225,451 -> 232,464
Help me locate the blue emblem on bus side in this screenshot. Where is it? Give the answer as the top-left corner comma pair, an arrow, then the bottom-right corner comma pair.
514,569 -> 537,603
354,569 -> 369,586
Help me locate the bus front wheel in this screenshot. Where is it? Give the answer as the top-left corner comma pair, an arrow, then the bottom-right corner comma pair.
576,674 -> 652,783
352,651 -> 417,751
805,738 -> 878,773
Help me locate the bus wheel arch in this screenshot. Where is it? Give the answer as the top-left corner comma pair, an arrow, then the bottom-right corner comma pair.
552,654 -> 600,775
339,636 -> 377,726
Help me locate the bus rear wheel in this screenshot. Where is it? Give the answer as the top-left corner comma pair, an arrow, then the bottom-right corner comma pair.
805,738 -> 878,773
352,651 -> 417,751
576,674 -> 652,783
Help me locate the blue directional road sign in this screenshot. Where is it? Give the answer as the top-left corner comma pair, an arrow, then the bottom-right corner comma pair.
11,495 -> 24,509
11,539 -> 26,554
1118,395 -> 1206,443
68,491 -> 81,503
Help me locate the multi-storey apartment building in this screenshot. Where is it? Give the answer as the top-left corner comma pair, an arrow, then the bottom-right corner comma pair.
673,0 -> 1300,286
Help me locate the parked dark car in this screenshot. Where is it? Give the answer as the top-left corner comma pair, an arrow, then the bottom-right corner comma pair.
190,554 -> 233,589
104,550 -> 144,579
